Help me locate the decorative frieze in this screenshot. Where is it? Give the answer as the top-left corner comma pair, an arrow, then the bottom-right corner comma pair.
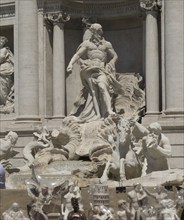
43,0 -> 141,18
0,3 -> 15,18
0,0 -> 142,19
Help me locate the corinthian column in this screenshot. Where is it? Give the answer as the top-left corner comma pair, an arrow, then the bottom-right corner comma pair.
140,0 -> 161,116
164,0 -> 184,115
45,13 -> 70,119
16,0 -> 39,121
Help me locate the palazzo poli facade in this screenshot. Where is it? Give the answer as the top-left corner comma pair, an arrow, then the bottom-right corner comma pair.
0,0 -> 183,169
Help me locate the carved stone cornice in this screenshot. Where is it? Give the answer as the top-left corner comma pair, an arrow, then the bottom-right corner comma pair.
139,0 -> 162,12
0,2 -> 15,18
0,1 -> 142,19
40,0 -> 141,19
44,12 -> 70,26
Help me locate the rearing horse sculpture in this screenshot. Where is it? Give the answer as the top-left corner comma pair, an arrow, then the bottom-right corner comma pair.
94,116 -> 143,183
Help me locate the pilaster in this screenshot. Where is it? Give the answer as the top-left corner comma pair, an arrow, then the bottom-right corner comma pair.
45,12 -> 70,119
164,0 -> 184,116
16,0 -> 40,122
140,0 -> 162,122
38,8 -> 45,119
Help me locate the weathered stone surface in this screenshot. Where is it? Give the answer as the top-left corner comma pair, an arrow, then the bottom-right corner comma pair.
25,167 -> 69,220
6,161 -> 93,189
0,36 -> 14,114
122,169 -> 184,187
0,131 -> 18,168
2,202 -> 29,220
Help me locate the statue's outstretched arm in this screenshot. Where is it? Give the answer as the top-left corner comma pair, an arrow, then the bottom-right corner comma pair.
67,44 -> 87,73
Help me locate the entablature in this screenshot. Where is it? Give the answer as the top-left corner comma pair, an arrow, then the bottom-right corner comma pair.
38,0 -> 141,19
0,1 -> 15,18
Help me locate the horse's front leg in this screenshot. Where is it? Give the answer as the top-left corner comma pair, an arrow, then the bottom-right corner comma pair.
100,160 -> 111,183
120,158 -> 127,181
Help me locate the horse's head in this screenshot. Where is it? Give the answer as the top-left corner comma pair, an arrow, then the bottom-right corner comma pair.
118,119 -> 131,144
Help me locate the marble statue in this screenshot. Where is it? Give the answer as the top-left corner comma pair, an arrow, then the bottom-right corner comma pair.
51,116 -> 81,160
1,20 -> 174,189
132,121 -> 172,173
127,183 -> 148,220
67,23 -> 123,122
175,187 -> 184,220
26,166 -> 68,220
176,187 -> 184,209
117,199 -> 133,220
127,183 -> 148,208
72,112 -> 172,184
26,22 -> 146,183
159,199 -> 180,220
143,185 -> 169,219
62,180 -> 83,220
91,116 -> 143,183
97,115 -> 123,183
2,202 -> 29,220
90,205 -> 101,220
22,126 -> 52,167
67,197 -> 87,220
0,131 -> 18,164
90,205 -> 115,220
21,121 -> 83,169
144,185 -> 168,203
114,73 -> 145,120
141,206 -> 157,220
0,36 -> 14,113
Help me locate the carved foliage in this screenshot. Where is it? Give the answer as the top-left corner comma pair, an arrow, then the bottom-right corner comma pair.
44,12 -> 70,25
139,0 -> 162,11
51,116 -> 82,160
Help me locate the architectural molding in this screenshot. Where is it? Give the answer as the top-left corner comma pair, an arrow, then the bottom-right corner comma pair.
37,0 -> 141,18
139,0 -> 162,12
44,12 -> 70,25
0,2 -> 15,18
0,1 -> 162,19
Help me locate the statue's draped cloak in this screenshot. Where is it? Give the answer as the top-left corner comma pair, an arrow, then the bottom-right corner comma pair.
70,59 -> 123,122
0,48 -> 14,105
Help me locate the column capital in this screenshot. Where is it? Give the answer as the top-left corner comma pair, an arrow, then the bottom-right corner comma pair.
38,8 -> 44,15
44,12 -> 70,26
140,0 -> 162,12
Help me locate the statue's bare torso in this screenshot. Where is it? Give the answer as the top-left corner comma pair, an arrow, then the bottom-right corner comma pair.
83,39 -> 113,66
